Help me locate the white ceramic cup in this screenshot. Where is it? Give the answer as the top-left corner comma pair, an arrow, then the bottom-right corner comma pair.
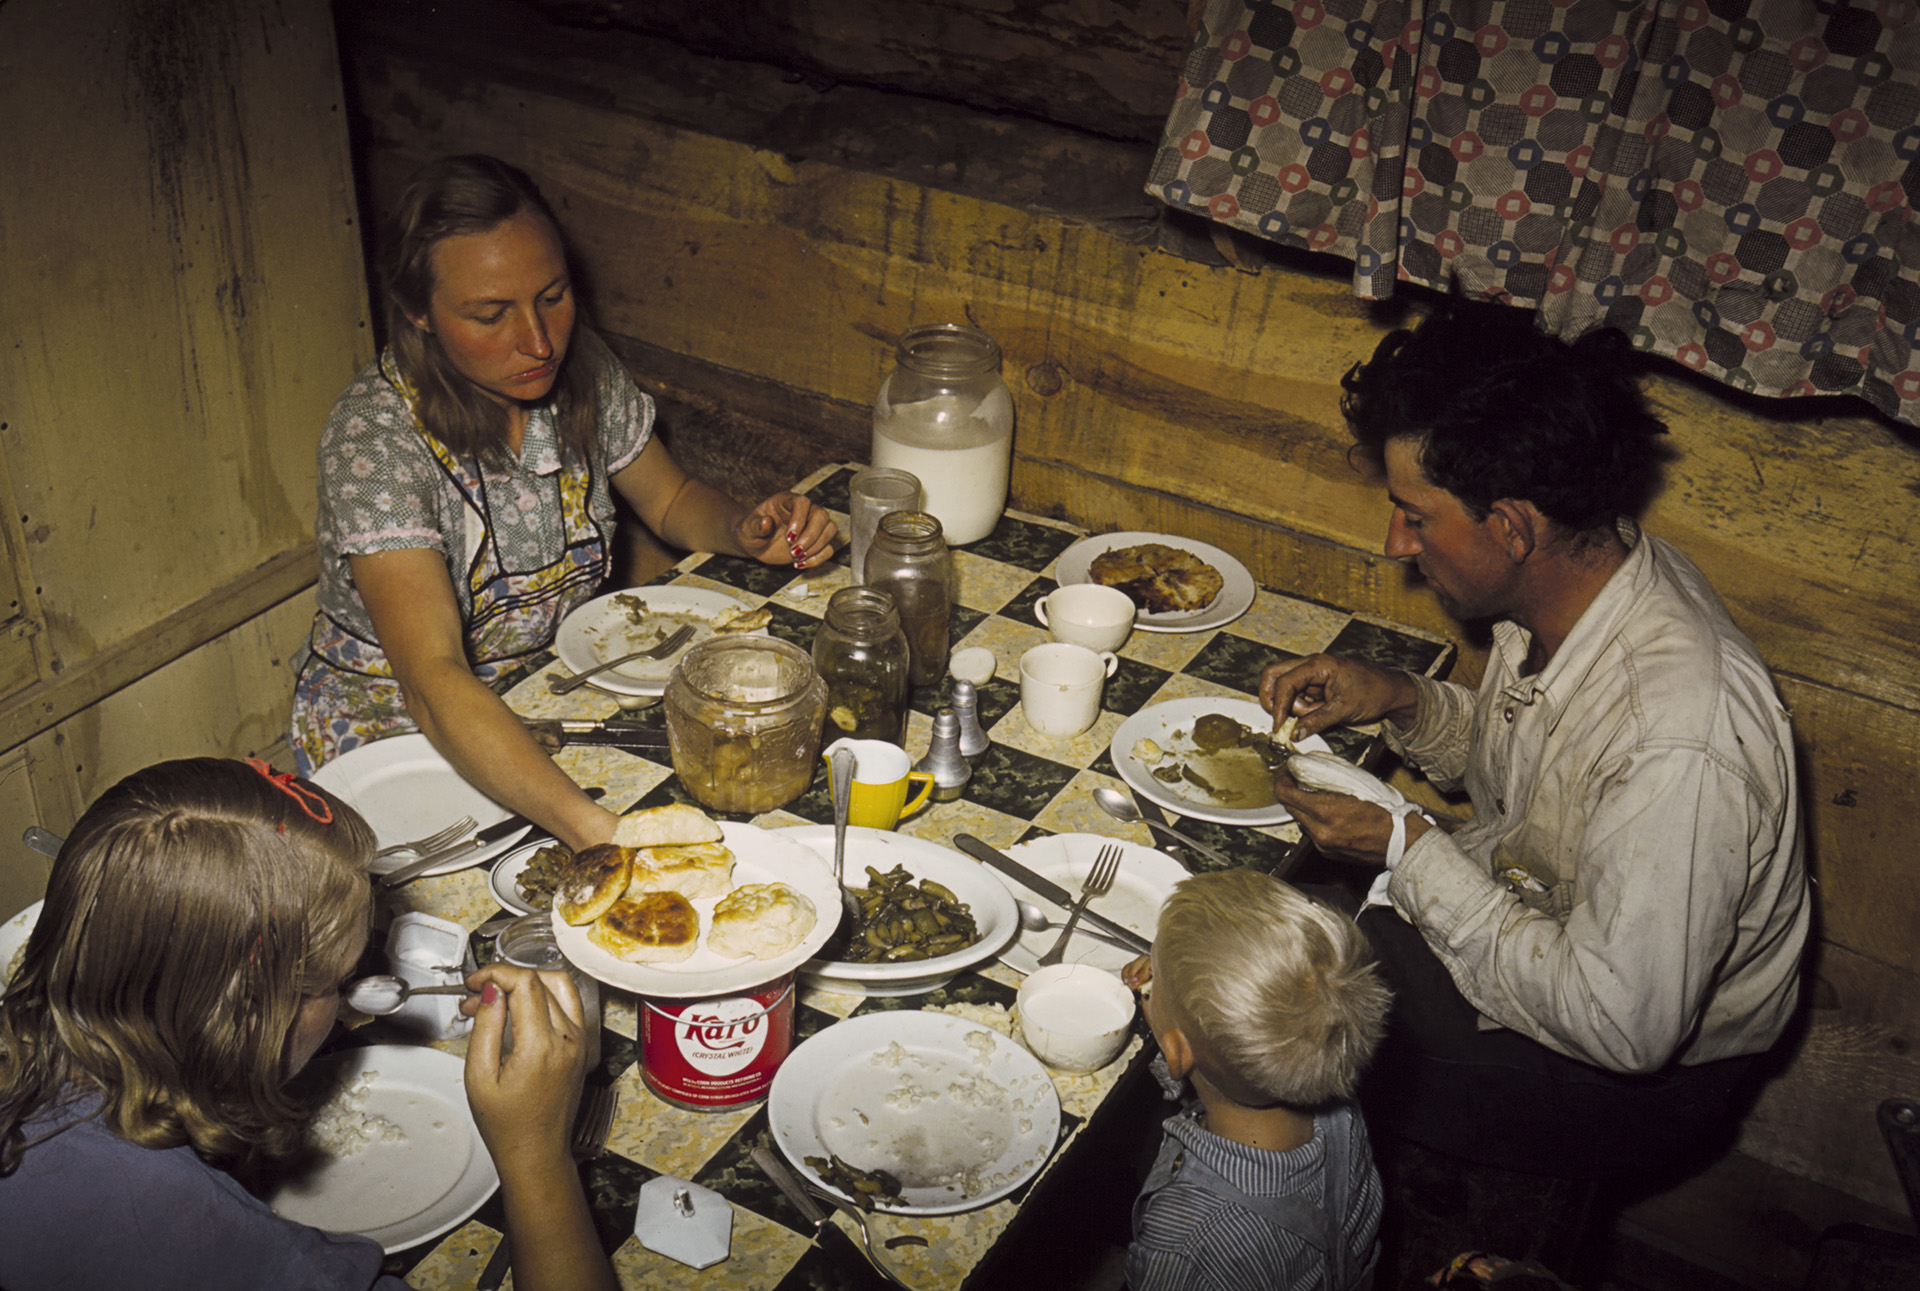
1018,642 -> 1119,738
1016,963 -> 1136,1072
1034,583 -> 1136,652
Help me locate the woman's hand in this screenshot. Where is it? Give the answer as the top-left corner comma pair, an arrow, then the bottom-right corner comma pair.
1121,954 -> 1153,993
733,491 -> 838,568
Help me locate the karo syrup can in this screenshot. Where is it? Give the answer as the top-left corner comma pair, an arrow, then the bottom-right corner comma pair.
639,974 -> 796,1110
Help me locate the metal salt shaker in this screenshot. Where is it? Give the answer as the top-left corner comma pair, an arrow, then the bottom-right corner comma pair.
949,678 -> 990,760
914,707 -> 972,801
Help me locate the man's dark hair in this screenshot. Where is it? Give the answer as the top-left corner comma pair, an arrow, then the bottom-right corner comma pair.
1340,296 -> 1670,532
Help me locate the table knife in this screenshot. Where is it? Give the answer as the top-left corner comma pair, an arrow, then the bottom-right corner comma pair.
525,718 -> 669,754
472,786 -> 608,847
952,834 -> 1152,955
750,1146 -> 908,1288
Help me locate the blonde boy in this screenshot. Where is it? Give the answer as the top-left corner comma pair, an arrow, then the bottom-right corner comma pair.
1123,870 -> 1391,1291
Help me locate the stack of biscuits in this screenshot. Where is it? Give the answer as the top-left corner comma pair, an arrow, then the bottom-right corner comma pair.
554,804 -> 817,964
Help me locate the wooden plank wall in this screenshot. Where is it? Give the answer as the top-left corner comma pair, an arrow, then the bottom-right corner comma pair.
0,0 -> 368,917
336,0 -> 1920,1211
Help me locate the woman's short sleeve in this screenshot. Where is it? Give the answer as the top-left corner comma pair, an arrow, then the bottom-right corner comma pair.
590,335 -> 654,476
316,364 -> 453,560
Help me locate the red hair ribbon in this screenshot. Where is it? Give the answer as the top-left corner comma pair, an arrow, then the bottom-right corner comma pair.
247,758 -> 334,825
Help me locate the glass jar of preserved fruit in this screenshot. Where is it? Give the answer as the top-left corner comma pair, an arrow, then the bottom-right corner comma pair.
664,637 -> 827,814
870,323 -> 1014,545
864,510 -> 953,689
812,586 -> 911,744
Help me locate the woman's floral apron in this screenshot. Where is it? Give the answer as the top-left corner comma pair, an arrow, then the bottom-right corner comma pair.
292,359 -> 610,774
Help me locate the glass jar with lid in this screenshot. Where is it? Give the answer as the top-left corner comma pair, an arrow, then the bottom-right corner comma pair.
664,636 -> 827,814
865,510 -> 953,689
812,585 -> 911,744
870,323 -> 1014,545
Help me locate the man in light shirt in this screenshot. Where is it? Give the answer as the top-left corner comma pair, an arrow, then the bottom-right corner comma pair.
1262,297 -> 1809,1182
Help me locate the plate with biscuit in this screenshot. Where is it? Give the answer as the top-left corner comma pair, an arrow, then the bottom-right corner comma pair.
549,804 -> 842,997
1053,531 -> 1254,633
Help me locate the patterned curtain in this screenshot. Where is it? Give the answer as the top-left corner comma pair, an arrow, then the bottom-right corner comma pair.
1148,0 -> 1920,428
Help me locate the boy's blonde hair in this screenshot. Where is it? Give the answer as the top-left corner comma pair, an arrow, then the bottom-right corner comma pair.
1155,870 -> 1389,1107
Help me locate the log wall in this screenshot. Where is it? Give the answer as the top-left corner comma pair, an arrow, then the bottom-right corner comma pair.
340,0 -> 1920,1214
0,0 -> 367,916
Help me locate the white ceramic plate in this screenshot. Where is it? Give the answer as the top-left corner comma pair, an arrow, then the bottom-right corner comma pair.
311,735 -> 531,878
1111,696 -> 1330,827
1,899 -> 42,988
268,1045 -> 496,1253
553,821 -> 843,999
1053,531 -> 1255,633
554,587 -> 765,698
488,837 -> 565,916
990,834 -> 1185,975
779,827 -> 1020,997
769,1010 -> 1061,1215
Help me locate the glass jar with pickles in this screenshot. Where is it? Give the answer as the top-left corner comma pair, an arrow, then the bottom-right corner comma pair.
812,586 -> 911,744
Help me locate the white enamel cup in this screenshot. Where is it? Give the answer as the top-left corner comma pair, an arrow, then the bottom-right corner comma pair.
1034,583 -> 1136,652
1018,642 -> 1119,737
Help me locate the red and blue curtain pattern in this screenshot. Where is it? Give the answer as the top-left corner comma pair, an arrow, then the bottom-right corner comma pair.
1149,0 -> 1920,427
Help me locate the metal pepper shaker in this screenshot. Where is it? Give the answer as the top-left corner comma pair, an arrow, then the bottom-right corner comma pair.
949,678 -> 990,760
914,708 -> 972,801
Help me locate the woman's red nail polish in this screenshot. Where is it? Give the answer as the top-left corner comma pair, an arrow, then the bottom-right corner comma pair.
482,982 -> 501,1006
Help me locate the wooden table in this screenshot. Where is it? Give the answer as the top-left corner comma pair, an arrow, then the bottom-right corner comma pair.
352,464 -> 1454,1289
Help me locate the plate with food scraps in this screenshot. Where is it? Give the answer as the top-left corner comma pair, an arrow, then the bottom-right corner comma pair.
1110,696 -> 1331,827
311,734 -> 532,878
554,586 -> 771,697
268,1044 -> 496,1253
1053,531 -> 1255,633
989,833 -> 1184,975
768,1010 -> 1062,1215
489,837 -> 567,916
778,826 -> 1020,997
1,899 -> 43,988
552,821 -> 844,999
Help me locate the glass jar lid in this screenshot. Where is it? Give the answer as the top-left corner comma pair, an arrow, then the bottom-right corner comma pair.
895,323 -> 1001,380
673,635 -> 819,708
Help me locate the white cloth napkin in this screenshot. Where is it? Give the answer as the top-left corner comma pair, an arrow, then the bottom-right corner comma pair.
1287,751 -> 1431,911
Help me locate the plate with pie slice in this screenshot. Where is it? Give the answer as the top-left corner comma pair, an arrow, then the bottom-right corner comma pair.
1053,532 -> 1254,633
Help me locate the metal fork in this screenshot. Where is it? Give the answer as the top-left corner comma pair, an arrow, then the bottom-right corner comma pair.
478,1081 -> 618,1290
548,623 -> 696,694
369,816 -> 475,862
1037,844 -> 1124,967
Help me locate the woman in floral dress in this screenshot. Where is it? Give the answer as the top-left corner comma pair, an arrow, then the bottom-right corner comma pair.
292,155 -> 834,851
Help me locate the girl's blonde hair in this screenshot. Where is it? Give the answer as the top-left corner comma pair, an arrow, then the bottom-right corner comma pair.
381,153 -> 606,465
0,758 -> 374,1175
1156,870 -> 1390,1108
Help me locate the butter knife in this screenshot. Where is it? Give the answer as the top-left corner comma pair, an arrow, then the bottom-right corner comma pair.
750,1146 -> 908,1288
471,786 -> 608,847
525,718 -> 669,754
952,834 -> 1152,955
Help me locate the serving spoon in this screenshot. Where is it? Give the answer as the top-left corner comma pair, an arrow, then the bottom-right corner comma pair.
1090,786 -> 1234,868
827,747 -> 862,921
343,975 -> 473,1017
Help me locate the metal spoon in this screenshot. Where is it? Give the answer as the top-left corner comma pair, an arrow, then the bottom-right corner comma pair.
1090,786 -> 1234,868
343,974 -> 474,1017
828,747 -> 861,920
1016,900 -> 1145,954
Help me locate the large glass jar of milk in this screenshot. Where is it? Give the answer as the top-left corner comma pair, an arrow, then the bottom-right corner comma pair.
871,323 -> 1013,545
